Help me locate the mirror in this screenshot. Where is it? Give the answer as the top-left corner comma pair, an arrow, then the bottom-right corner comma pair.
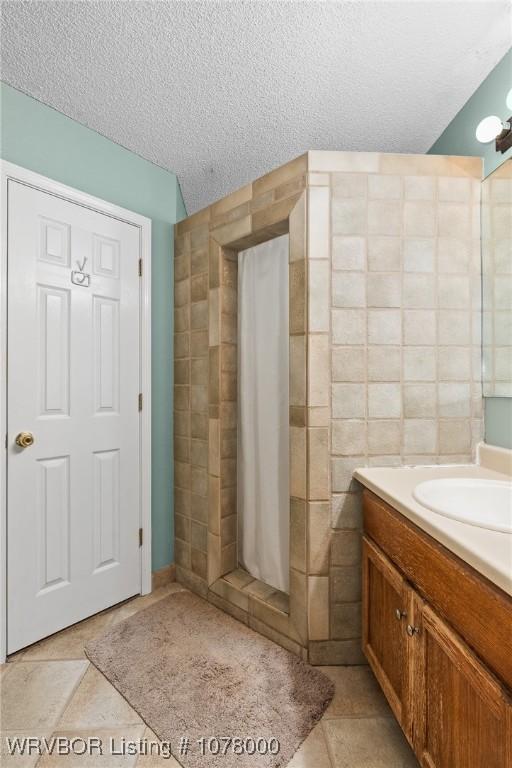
482,159 -> 512,397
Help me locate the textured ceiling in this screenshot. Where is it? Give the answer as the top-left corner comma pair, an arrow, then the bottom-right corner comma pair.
1,1 -> 510,213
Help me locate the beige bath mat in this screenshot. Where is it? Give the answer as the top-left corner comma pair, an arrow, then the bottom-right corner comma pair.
86,591 -> 333,768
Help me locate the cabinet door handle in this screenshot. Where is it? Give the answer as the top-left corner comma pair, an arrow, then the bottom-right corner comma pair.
395,609 -> 406,621
407,624 -> 420,637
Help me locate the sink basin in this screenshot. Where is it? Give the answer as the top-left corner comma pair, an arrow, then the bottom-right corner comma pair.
413,478 -> 512,533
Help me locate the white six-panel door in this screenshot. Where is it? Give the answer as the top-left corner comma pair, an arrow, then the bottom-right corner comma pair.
7,180 -> 143,653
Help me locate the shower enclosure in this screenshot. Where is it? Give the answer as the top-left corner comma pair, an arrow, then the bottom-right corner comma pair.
174,151 -> 482,663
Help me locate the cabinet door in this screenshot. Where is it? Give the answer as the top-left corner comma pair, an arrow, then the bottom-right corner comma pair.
415,604 -> 512,768
362,536 -> 413,737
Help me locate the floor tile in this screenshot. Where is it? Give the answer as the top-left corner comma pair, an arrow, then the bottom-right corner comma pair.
58,666 -> 143,729
134,728 -> 182,767
286,723 -> 332,768
37,727 -> 146,767
1,730 -> 51,768
1,660 -> 88,730
322,717 -> 419,768
322,666 -> 390,717
21,612 -> 114,662
108,584 -> 187,625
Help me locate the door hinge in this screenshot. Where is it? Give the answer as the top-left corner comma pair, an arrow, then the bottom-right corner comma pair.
138,393 -> 143,411
138,258 -> 143,277
139,528 -> 143,547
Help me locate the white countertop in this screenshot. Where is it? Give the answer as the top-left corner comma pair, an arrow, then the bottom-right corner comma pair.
354,464 -> 512,597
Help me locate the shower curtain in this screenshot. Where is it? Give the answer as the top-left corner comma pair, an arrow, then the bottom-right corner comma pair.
238,234 -> 290,593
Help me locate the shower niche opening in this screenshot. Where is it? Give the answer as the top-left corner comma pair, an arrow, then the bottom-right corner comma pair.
174,165 -> 311,659
222,234 -> 291,614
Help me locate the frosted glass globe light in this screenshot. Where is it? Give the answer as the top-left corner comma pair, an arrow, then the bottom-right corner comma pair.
476,115 -> 503,143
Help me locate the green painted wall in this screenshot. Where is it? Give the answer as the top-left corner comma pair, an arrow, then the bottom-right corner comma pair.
429,49 -> 512,449
0,82 -> 186,569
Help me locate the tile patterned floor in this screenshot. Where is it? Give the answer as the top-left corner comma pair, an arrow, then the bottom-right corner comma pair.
1,583 -> 418,767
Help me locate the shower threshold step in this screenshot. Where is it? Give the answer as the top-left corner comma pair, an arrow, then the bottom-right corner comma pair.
218,567 -> 290,614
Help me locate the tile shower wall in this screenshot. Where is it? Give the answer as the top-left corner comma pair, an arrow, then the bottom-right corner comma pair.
306,151 -> 482,664
173,151 -> 483,664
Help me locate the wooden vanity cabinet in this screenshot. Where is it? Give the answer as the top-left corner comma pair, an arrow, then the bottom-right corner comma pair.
362,490 -> 512,768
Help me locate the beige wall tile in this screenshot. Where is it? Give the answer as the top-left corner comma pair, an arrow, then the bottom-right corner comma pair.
190,439 -> 207,468
308,186 -> 330,257
438,275 -> 470,309
368,200 -> 401,235
174,385 -> 189,410
331,492 -> 362,529
368,383 -> 401,418
403,239 -> 435,272
402,273 -> 436,308
290,335 -> 306,406
330,565 -> 361,603
309,151 -> 379,173
403,383 -> 436,418
332,272 -> 366,308
438,310 -> 471,345
332,383 -> 366,419
404,176 -> 435,200
331,457 -> 363,493
309,260 -> 330,331
330,602 -> 362,640
332,198 -> 367,236
332,346 -> 366,382
331,530 -> 361,567
191,273 -> 207,303
208,288 -> 220,347
332,420 -> 366,456
191,385 -> 208,412
332,236 -> 366,271
191,357 -> 208,386
403,346 -> 436,381
439,419 -> 472,453
438,203 -> 470,238
290,426 -> 307,499
211,183 -> 252,218
367,346 -> 400,381
404,201 -> 436,236
332,173 -> 367,198
368,309 -> 401,345
253,153 -> 307,197
368,420 -> 401,454
308,406 -> 330,427
191,329 -> 208,357
208,476 -> 220,535
308,502 -> 331,575
403,310 -> 436,345
290,260 -> 306,334
290,499 -> 306,573
308,576 -> 329,640
191,412 -> 207,439
367,273 -> 401,307
309,334 -> 330,407
308,428 -> 329,500
332,309 -> 366,345
208,533 -> 221,585
437,238 -> 470,273
191,466 -> 208,497
174,332 -> 190,359
192,246 -> 208,276
289,568 -> 308,644
211,216 -> 252,247
403,419 -> 437,453
190,521 -> 207,552
289,193 -> 306,263
368,174 -> 401,199
438,382 -> 471,417
174,278 -> 190,307
368,237 -> 401,271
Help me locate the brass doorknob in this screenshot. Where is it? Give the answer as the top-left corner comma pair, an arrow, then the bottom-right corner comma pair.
15,432 -> 34,448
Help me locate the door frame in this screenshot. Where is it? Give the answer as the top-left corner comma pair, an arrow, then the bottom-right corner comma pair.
0,161 -> 152,662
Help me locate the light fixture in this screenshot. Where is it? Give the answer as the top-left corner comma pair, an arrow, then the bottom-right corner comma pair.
476,114 -> 512,153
